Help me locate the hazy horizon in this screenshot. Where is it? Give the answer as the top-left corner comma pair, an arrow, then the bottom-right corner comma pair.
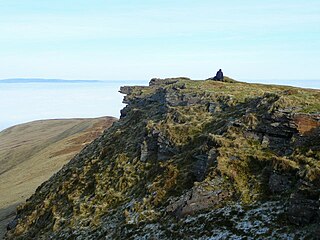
0,80 -> 149,131
1,77 -> 319,89
1,1 -> 320,129
1,77 -> 319,132
0,1 -> 319,80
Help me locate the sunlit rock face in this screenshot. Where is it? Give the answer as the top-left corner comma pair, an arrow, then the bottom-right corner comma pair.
6,78 -> 320,239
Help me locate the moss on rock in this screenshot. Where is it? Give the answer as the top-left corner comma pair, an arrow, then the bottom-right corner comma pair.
6,78 -> 320,239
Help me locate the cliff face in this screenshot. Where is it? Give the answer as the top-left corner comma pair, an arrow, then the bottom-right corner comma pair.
5,78 -> 320,239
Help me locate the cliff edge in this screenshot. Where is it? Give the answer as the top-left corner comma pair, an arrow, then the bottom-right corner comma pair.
5,78 -> 320,239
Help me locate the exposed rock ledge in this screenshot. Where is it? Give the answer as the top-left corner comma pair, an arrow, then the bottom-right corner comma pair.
5,78 -> 320,239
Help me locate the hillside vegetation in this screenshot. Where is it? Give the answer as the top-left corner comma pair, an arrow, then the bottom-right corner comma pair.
0,117 -> 116,238
5,78 -> 320,239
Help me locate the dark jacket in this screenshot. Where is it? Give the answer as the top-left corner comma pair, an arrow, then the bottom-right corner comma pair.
215,69 -> 223,80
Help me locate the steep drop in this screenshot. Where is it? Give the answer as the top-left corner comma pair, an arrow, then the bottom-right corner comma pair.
6,78 -> 320,239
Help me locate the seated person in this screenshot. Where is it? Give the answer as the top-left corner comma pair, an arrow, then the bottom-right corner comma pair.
213,69 -> 223,81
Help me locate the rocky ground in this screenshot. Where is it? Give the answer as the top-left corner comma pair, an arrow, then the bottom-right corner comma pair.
5,78 -> 320,239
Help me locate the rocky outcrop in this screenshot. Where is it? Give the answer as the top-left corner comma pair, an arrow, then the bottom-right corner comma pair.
5,78 -> 320,239
167,177 -> 234,217
294,113 -> 320,135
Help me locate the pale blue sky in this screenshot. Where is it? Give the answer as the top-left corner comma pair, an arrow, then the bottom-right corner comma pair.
0,0 -> 320,82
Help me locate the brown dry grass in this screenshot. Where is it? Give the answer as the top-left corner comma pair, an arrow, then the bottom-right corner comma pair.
0,117 -> 116,238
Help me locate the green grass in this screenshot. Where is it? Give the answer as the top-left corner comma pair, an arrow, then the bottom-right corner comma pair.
6,77 -> 320,239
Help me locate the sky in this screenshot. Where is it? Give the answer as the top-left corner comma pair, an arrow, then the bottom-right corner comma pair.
0,0 -> 320,83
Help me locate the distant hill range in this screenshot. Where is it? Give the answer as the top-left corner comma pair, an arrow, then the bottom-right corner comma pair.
0,78 -> 102,83
0,117 -> 117,238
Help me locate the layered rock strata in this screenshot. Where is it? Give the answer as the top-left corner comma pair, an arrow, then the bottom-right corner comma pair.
6,78 -> 320,239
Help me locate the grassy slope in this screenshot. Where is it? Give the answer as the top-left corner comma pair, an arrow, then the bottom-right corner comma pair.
0,117 -> 116,238
4,78 -> 320,239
